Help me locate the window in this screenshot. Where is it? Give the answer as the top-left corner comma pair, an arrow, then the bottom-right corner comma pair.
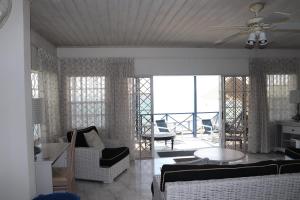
68,76 -> 105,128
31,71 -> 42,140
31,71 -> 41,98
267,74 -> 297,121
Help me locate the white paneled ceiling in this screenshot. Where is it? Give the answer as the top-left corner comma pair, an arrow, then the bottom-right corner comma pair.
31,0 -> 300,48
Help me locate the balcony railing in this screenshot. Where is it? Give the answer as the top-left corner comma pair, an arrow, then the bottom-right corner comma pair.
137,111 -> 219,137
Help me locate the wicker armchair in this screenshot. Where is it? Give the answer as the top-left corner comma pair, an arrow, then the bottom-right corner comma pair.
67,126 -> 130,183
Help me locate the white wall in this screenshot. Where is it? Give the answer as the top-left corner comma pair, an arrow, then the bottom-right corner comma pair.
58,47 -> 300,76
0,0 -> 35,199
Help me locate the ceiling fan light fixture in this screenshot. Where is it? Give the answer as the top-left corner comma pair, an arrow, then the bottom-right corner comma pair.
245,32 -> 256,48
258,31 -> 268,48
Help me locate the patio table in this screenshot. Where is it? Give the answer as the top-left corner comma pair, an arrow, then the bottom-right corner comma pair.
142,133 -> 176,150
194,147 -> 245,164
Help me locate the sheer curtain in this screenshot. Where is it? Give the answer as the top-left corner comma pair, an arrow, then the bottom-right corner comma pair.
60,57 -> 135,153
248,58 -> 299,153
31,47 -> 61,141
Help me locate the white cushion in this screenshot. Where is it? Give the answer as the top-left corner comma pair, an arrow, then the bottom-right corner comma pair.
83,130 -> 105,151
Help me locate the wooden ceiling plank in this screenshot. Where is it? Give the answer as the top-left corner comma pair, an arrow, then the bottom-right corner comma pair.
123,0 -> 140,46
151,0 -> 191,44
58,0 -> 89,45
71,0 -> 97,45
108,0 -> 122,46
159,0 -> 207,45
142,0 -> 176,43
174,0 -> 229,45
137,0 -> 165,45
132,0 -> 155,45
96,0 -> 111,46
155,0 -> 199,44
119,0 -> 130,45
79,0 -> 102,45
164,0 -> 248,46
86,0 -> 105,45
149,0 -> 186,44
33,0 -> 76,45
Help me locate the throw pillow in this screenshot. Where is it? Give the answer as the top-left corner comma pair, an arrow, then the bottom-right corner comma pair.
83,130 -> 105,151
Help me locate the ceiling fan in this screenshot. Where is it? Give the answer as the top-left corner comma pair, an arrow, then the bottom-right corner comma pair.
214,1 -> 300,49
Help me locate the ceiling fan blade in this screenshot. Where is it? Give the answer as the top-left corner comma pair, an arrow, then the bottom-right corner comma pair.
262,12 -> 291,24
215,31 -> 248,45
271,23 -> 300,31
210,25 -> 249,31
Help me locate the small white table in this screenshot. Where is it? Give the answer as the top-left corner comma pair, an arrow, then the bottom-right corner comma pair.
35,143 -> 70,195
194,147 -> 245,164
278,120 -> 300,150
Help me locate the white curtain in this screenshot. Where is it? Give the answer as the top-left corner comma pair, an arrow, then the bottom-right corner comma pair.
60,57 -> 136,154
248,58 -> 299,153
32,48 -> 61,142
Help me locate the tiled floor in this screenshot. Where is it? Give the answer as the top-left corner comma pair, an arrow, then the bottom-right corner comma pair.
75,152 -> 284,200
75,159 -> 154,200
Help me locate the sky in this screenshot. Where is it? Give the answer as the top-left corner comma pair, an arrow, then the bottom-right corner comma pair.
153,76 -> 220,114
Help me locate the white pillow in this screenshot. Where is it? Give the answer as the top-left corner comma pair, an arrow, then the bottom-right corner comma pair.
83,130 -> 105,151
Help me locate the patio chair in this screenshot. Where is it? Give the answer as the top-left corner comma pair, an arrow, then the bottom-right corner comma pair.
201,119 -> 219,134
141,119 -> 176,150
224,112 -> 246,149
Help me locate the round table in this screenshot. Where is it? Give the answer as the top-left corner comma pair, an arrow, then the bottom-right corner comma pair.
194,147 -> 245,164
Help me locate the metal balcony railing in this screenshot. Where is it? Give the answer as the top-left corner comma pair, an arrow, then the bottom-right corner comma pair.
137,111 -> 219,137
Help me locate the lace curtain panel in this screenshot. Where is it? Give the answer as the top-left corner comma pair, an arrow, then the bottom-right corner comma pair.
60,58 -> 136,153
31,47 -> 61,142
248,58 -> 299,153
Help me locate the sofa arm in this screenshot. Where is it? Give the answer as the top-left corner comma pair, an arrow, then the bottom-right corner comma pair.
75,147 -> 102,167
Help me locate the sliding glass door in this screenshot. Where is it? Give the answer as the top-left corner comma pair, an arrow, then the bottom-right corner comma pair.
222,76 -> 249,151
136,75 -> 251,159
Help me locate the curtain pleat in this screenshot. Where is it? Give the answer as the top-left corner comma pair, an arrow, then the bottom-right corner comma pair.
248,58 -> 299,153
36,48 -> 61,141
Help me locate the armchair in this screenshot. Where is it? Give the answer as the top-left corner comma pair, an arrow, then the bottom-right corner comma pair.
67,126 -> 130,183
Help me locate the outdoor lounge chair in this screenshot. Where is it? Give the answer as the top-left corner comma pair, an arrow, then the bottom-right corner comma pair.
201,119 -> 214,134
141,119 -> 176,150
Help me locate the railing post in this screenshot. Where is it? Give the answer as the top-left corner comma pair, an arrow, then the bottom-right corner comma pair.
193,76 -> 197,137
193,113 -> 197,137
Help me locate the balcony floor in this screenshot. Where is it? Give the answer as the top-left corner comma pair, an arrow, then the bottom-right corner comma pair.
154,132 -> 220,151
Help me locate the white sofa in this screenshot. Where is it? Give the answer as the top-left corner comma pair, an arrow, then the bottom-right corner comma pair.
153,160 -> 300,200
153,173 -> 300,200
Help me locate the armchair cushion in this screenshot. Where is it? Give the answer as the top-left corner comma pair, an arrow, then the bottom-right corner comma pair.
83,130 -> 105,150
67,126 -> 99,147
100,147 -> 129,167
